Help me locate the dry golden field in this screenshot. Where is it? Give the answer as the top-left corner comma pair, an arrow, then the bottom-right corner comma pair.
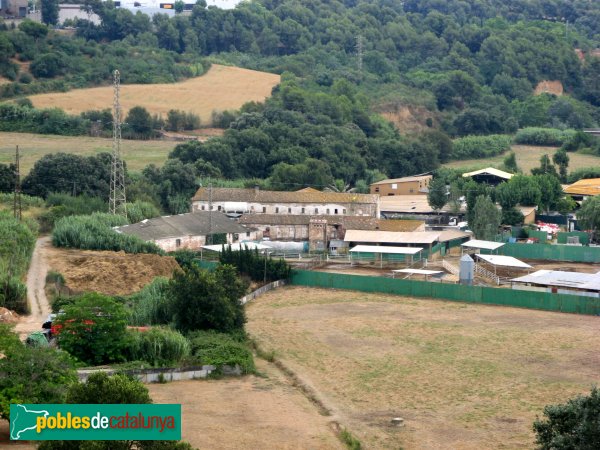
27,64 -> 280,124
444,144 -> 600,174
247,286 -> 600,449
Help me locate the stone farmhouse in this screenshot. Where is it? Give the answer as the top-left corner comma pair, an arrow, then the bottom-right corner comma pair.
191,187 -> 380,218
114,211 -> 257,252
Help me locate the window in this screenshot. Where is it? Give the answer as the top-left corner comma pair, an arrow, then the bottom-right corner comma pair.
391,183 -> 398,190
326,209 -> 330,214
334,209 -> 338,214
218,205 -> 222,211
301,208 -> 305,214
315,208 -> 319,214
201,205 -> 205,210
262,206 -> 266,213
288,207 -> 292,213
246,232 -> 250,237
375,187 -> 379,192
409,189 -> 414,193
276,207 -> 279,213
343,209 -> 347,214
176,239 -> 181,248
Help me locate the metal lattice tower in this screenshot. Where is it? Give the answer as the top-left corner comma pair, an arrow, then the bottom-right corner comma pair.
13,145 -> 21,221
109,70 -> 127,216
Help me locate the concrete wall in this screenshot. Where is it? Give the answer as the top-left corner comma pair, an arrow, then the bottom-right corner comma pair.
153,230 -> 259,252
77,364 -> 243,383
193,200 -> 377,217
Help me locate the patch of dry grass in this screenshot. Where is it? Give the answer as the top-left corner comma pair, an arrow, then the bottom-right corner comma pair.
26,64 -> 280,125
444,144 -> 600,174
246,286 -> 600,449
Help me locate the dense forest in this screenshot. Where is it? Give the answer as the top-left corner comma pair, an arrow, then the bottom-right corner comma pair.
1,0 -> 600,192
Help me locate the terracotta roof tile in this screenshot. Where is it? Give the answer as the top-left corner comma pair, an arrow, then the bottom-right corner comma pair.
192,187 -> 378,204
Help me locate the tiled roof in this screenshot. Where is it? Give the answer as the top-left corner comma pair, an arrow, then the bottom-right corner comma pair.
564,178 -> 600,196
115,212 -> 249,241
192,187 -> 378,204
238,214 -> 424,232
371,175 -> 432,185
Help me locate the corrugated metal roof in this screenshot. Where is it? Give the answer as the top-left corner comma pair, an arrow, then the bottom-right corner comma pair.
476,254 -> 531,269
238,214 -> 424,232
371,175 -> 432,185
438,230 -> 471,242
511,270 -> 600,290
461,239 -> 505,250
115,212 -> 249,241
192,187 -> 378,205
462,167 -> 513,180
344,230 -> 440,244
564,178 -> 600,196
379,195 -> 466,214
350,245 -> 423,255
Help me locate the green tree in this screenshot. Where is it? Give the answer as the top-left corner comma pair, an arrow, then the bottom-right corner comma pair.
174,0 -> 185,13
534,174 -> 563,213
503,152 -> 519,173
533,387 -> 600,450
0,345 -> 77,420
556,196 -> 577,215
531,154 -> 558,178
41,0 -> 59,25
577,196 -> 600,242
55,293 -> 129,365
471,195 -> 500,241
427,177 -> 447,213
168,264 -> 247,334
552,149 -> 570,183
126,106 -> 154,138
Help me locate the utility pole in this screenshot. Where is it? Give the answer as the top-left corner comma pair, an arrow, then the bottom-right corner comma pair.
109,69 -> 127,216
207,182 -> 213,245
356,35 -> 364,79
13,145 -> 21,221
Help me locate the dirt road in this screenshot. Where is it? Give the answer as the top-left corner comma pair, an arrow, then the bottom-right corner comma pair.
15,237 -> 51,338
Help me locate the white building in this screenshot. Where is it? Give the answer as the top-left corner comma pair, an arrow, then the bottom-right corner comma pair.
191,187 -> 380,218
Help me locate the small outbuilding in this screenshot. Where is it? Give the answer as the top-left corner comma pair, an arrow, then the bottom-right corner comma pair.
510,270 -> 600,297
462,167 -> 513,186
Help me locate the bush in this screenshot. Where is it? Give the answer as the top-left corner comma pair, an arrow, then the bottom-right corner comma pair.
0,103 -> 89,136
40,193 -> 107,230
128,277 -> 172,326
128,327 -> 190,366
187,330 -> 255,374
567,168 -> 600,184
0,276 -> 28,314
122,200 -> 161,224
52,212 -> 163,254
450,135 -> 512,160
55,293 -> 130,365
514,128 -> 577,146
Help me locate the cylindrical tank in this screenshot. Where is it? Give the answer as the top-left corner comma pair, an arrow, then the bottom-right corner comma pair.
459,254 -> 474,285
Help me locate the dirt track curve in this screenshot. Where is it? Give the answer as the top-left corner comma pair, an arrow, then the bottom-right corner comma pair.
15,236 -> 51,338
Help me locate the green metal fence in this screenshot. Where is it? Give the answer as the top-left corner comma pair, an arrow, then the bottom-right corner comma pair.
557,231 -> 590,245
290,270 -> 600,315
488,242 -> 600,263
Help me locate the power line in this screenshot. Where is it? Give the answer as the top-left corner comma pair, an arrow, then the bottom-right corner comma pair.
109,69 -> 127,216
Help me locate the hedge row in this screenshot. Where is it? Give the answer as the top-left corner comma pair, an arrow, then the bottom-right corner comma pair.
514,127 -> 577,146
451,134 -> 512,160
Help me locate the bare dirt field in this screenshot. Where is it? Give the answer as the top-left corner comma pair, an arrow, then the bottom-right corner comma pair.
45,246 -> 180,296
444,144 -> 600,174
148,358 -> 343,450
246,286 -> 600,449
0,132 -> 178,174
27,64 -> 280,125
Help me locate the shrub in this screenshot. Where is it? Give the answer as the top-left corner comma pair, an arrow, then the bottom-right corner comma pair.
55,293 -> 129,365
450,135 -> 512,160
122,200 -> 161,224
567,168 -> 600,184
514,128 -> 577,146
52,213 -> 163,254
128,327 -> 190,366
128,277 -> 172,326
187,331 -> 255,374
0,276 -> 28,314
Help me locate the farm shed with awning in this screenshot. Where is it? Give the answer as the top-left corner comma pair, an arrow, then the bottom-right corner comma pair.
461,239 -> 505,255
349,244 -> 424,267
475,254 -> 532,278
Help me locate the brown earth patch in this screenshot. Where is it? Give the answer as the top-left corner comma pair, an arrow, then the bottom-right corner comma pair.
378,105 -> 436,133
247,286 -> 600,449
45,246 -> 180,295
534,80 -> 564,96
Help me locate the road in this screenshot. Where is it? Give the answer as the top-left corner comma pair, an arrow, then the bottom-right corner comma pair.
15,236 -> 51,339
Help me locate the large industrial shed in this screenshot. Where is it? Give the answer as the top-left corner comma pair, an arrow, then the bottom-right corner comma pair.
511,270 -> 600,297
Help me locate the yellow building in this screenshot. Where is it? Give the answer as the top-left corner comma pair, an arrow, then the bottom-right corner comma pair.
370,175 -> 432,196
